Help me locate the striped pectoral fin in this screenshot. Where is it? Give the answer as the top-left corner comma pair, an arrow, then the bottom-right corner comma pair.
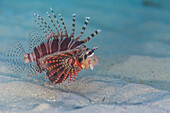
56,68 -> 70,84
54,74 -> 65,84
45,65 -> 64,83
59,74 -> 69,84
38,54 -> 71,84
59,68 -> 71,84
39,58 -> 63,72
73,67 -> 81,81
68,69 -> 74,83
47,65 -> 72,84
38,53 -> 67,70
49,66 -> 70,84
51,69 -> 65,84
55,73 -> 70,84
68,73 -> 73,84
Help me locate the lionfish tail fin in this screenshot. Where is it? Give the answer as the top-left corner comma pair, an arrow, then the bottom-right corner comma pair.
4,41 -> 40,77
82,29 -> 101,43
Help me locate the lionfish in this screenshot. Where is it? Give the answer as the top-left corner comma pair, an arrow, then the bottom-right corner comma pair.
4,8 -> 101,84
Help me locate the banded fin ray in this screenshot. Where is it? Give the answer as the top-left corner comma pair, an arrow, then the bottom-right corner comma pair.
76,17 -> 90,40
81,29 -> 101,43
59,13 -> 68,37
28,31 -> 45,53
38,49 -> 74,70
34,13 -> 55,39
50,8 -> 64,36
39,53 -> 69,84
69,14 -> 76,38
38,48 -> 82,84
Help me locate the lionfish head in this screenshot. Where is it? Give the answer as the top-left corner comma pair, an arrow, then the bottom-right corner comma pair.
79,47 -> 99,70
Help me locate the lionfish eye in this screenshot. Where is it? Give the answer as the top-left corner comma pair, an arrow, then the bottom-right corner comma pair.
88,51 -> 92,55
88,51 -> 94,57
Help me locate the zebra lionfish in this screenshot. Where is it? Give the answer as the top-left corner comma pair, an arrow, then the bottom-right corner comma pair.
5,8 -> 101,85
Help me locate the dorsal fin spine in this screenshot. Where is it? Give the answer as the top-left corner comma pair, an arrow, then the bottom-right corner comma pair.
32,17 -> 48,35
75,17 -> 90,40
59,14 -> 68,37
50,8 -> 63,36
35,14 -> 55,37
46,11 -> 60,37
82,29 -> 101,43
69,14 -> 76,38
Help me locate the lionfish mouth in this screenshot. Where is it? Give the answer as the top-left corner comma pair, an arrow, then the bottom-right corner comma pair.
81,54 -> 99,70
90,55 -> 100,70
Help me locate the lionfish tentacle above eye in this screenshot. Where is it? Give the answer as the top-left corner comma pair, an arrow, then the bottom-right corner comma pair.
5,8 -> 101,85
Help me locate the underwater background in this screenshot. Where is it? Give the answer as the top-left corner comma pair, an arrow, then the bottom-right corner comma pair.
0,0 -> 170,112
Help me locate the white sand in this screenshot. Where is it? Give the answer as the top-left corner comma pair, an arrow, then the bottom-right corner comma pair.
98,55 -> 170,91
0,55 -> 170,112
0,74 -> 169,113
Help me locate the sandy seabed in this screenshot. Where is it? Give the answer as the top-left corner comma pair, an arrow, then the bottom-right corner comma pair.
0,55 -> 169,113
